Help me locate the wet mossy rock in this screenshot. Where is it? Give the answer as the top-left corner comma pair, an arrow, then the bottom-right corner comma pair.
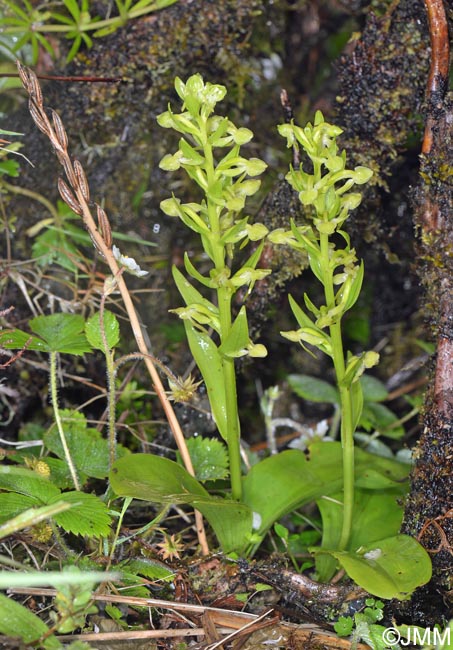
12,0 -> 267,231
57,0 -> 264,135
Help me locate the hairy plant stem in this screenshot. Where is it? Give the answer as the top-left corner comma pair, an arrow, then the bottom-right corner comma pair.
49,351 -> 80,491
319,232 -> 354,551
99,295 -> 117,469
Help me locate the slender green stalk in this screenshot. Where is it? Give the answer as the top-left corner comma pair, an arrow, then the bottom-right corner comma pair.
98,298 -> 117,469
204,135 -> 242,500
49,351 -> 80,491
275,110 -> 374,558
319,232 -> 354,550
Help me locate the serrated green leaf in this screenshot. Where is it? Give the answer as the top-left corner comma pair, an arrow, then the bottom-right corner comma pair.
29,314 -> 92,355
0,499 -> 72,539
0,492 -> 40,523
85,310 -> 120,351
50,492 -> 111,537
0,592 -> 60,649
44,410 -> 126,479
0,328 -> 48,352
288,374 -> 339,404
183,437 -> 229,481
0,466 -> 60,502
334,616 -> 354,637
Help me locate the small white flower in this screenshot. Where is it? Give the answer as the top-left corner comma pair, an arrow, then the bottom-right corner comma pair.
112,245 -> 148,277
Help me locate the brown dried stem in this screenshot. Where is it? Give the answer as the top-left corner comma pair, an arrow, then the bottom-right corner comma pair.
17,62 -> 209,555
422,0 -> 450,154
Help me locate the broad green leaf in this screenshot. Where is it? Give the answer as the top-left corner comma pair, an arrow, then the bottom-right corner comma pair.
184,322 -> 228,441
85,310 -> 120,351
50,492 -> 112,537
328,535 -> 432,600
110,454 -> 253,553
315,489 -> 404,581
0,328 -> 47,352
0,592 -> 60,649
110,454 -> 208,504
182,437 -> 229,481
218,307 -> 250,358
360,375 -> 388,402
288,374 -> 339,404
192,496 -> 253,553
29,313 -> 92,355
44,457 -> 75,489
242,442 -> 409,547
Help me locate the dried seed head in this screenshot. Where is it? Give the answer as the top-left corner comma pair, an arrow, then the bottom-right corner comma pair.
61,157 -> 78,188
51,110 -> 68,151
17,61 -> 32,93
88,229 -> 106,258
28,99 -> 50,136
96,203 -> 112,248
74,159 -> 90,202
58,177 -> 83,215
28,69 -> 43,106
55,149 -> 66,165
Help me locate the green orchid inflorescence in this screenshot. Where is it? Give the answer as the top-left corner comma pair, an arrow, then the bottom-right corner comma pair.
271,111 -> 377,551
158,74 -> 269,500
